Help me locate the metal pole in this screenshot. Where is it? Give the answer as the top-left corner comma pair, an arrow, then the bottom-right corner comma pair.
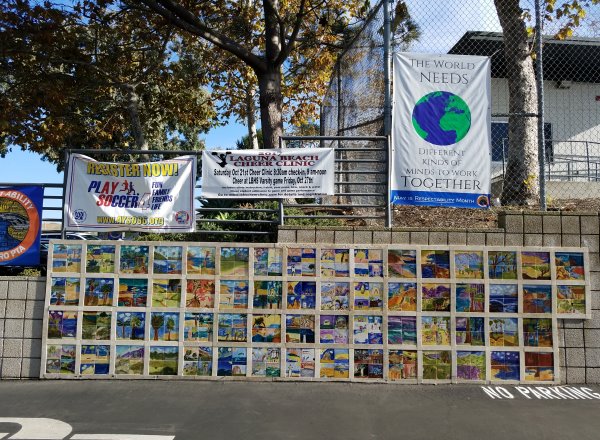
278,136 -> 284,226
60,149 -> 70,239
383,0 -> 393,228
535,0 -> 547,210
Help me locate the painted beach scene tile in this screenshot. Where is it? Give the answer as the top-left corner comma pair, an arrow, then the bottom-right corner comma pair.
555,252 -> 585,280
220,247 -> 249,276
118,278 -> 148,307
150,312 -> 179,341
422,350 -> 451,380
252,314 -> 281,343
455,317 -> 484,346
120,245 -> 149,274
456,351 -> 485,380
523,284 -> 552,313
421,283 -> 451,312
152,279 -> 182,307
354,249 -> 383,277
253,247 -> 282,276
253,280 -> 283,309
320,315 -> 348,344
50,277 -> 80,306
219,280 -> 249,309
488,251 -> 517,279
286,348 -> 315,378
388,316 -> 417,345
557,285 -> 586,315
287,247 -> 316,276
86,244 -> 115,273
388,282 -> 417,311
47,311 -> 78,339
183,347 -> 212,376
115,345 -> 144,375
80,344 -> 110,375
286,315 -> 315,343
489,284 -> 518,313
354,282 -> 383,310
321,248 -> 349,277
149,346 -> 179,375
525,352 -> 554,381
320,348 -> 349,378
353,315 -> 383,345
52,244 -> 82,273
186,279 -> 215,308
354,349 -> 383,379
421,250 -> 450,279
388,250 -> 417,278
116,311 -> 145,340
489,317 -> 518,346
82,311 -> 111,340
389,350 -> 417,380
455,283 -> 484,312
523,318 -> 553,347
321,282 -> 349,310
46,344 -> 76,374
217,347 -> 247,376
521,251 -> 551,280
421,316 -> 450,346
218,313 -> 247,342
454,251 -> 484,279
184,312 -> 213,342
491,351 -> 520,381
187,246 -> 216,275
252,347 -> 281,377
84,278 -> 113,306
287,281 -> 316,309
153,246 -> 183,274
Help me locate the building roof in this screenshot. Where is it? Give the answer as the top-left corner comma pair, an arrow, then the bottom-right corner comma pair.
448,31 -> 600,83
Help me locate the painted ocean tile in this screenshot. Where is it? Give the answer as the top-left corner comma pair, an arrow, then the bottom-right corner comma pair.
184,312 -> 213,342
321,282 -> 349,310
421,283 -> 451,312
47,311 -> 78,339
489,284 -> 518,313
388,350 -> 417,380
354,249 -> 383,277
286,315 -> 315,343
454,251 -> 484,279
252,348 -> 281,377
491,351 -> 520,381
421,316 -> 450,346
52,244 -> 82,273
320,348 -> 349,378
557,285 -> 586,315
153,246 -> 183,274
421,250 -> 450,279
353,315 -> 383,345
187,246 -> 216,275
555,252 -> 585,280
116,311 -> 145,340
46,344 -> 76,375
388,282 -> 417,311
287,247 -> 316,277
115,345 -> 144,375
523,318 -> 553,347
152,279 -> 182,307
521,251 -> 551,280
488,251 -> 517,279
455,283 -> 484,312
118,278 -> 148,307
523,285 -> 552,313
253,280 -> 283,309
183,347 -> 212,376
149,346 -> 179,375
354,282 -> 383,310
286,281 -> 316,309
489,317 -> 519,346
422,350 -> 451,380
86,244 -> 115,273
50,277 -> 80,306
80,344 -> 110,375
388,250 -> 417,278
286,348 -> 315,378
252,314 -> 281,343
456,351 -> 485,380
186,279 -> 215,308
82,311 -> 111,340
84,278 -> 113,306
354,349 -> 384,379
219,280 -> 249,309
320,248 -> 349,277
217,347 -> 247,376
220,247 -> 249,276
253,248 -> 282,276
388,316 -> 417,345
525,352 -> 554,381
119,245 -> 149,274
218,313 -> 247,342
320,315 -> 348,344
455,317 -> 484,346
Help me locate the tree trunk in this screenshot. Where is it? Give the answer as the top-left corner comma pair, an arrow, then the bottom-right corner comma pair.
494,0 -> 540,206
245,88 -> 259,150
257,69 -> 284,150
124,84 -> 149,151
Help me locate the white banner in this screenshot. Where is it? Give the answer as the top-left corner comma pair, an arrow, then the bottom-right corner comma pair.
64,154 -> 196,232
391,52 -> 491,208
201,148 -> 335,198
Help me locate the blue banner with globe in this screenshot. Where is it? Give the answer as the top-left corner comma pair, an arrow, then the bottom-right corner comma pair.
391,53 -> 491,209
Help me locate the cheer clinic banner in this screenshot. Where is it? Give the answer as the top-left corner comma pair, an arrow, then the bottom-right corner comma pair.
201,148 -> 335,198
391,52 -> 492,209
64,154 -> 196,232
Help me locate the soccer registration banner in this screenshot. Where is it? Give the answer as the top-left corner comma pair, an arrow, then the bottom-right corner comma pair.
391,52 -> 491,208
65,154 -> 196,232
0,186 -> 43,266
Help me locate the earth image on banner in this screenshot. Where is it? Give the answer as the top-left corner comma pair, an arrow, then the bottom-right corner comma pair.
411,91 -> 471,146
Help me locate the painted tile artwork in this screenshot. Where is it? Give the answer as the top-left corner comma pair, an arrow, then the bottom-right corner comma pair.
183,347 -> 212,376
523,318 -> 553,347
115,345 -> 144,375
421,316 -> 451,346
218,313 -> 247,342
455,283 -> 485,312
52,244 -> 82,273
80,345 -> 110,375
388,350 -> 417,380
286,348 -> 315,377
287,281 -> 316,309
523,285 -> 552,313
489,318 -> 519,346
456,351 -> 485,380
252,314 -> 281,343
455,317 -> 484,346
353,315 -> 383,345
153,246 -> 183,274
489,284 -> 518,313
354,249 -> 384,277
354,282 -> 383,310
422,350 -> 451,380
219,280 -> 249,309
84,278 -> 113,306
287,248 -> 316,277
491,351 -> 520,381
220,247 -> 249,276
557,285 -> 586,315
421,283 -> 451,312
354,349 -> 384,379
254,248 -> 283,276
253,281 -> 283,309
454,251 -> 484,279
320,248 -> 350,277
119,245 -> 149,274
187,246 -> 216,275
217,347 -> 247,376
286,315 -> 315,343
46,345 -> 76,374
421,250 -> 450,279
150,312 -> 179,341
47,311 -> 78,339
51,278 -> 80,306
388,316 -> 417,345
86,245 -> 115,273
388,282 -> 417,311
116,312 -> 145,340
321,282 -> 350,310
118,279 -> 148,307
252,348 -> 281,377
525,352 -> 554,381
388,250 -> 417,278
149,346 -> 179,375
82,311 -> 111,340
488,251 -> 517,279
521,251 -> 551,280
152,279 -> 182,307
320,348 -> 350,378
186,280 -> 215,308
320,315 -> 348,344
184,312 -> 213,342
555,252 -> 585,280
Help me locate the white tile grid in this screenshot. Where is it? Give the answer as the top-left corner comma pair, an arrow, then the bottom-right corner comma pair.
41,242 -> 590,384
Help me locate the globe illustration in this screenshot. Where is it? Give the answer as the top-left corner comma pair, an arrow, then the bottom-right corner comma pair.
412,91 -> 471,146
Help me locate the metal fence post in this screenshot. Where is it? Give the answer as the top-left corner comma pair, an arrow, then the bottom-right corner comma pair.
535,0 -> 547,210
60,149 -> 70,239
383,0 -> 393,228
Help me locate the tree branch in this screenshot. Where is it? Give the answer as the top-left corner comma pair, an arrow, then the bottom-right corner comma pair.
275,0 -> 308,66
